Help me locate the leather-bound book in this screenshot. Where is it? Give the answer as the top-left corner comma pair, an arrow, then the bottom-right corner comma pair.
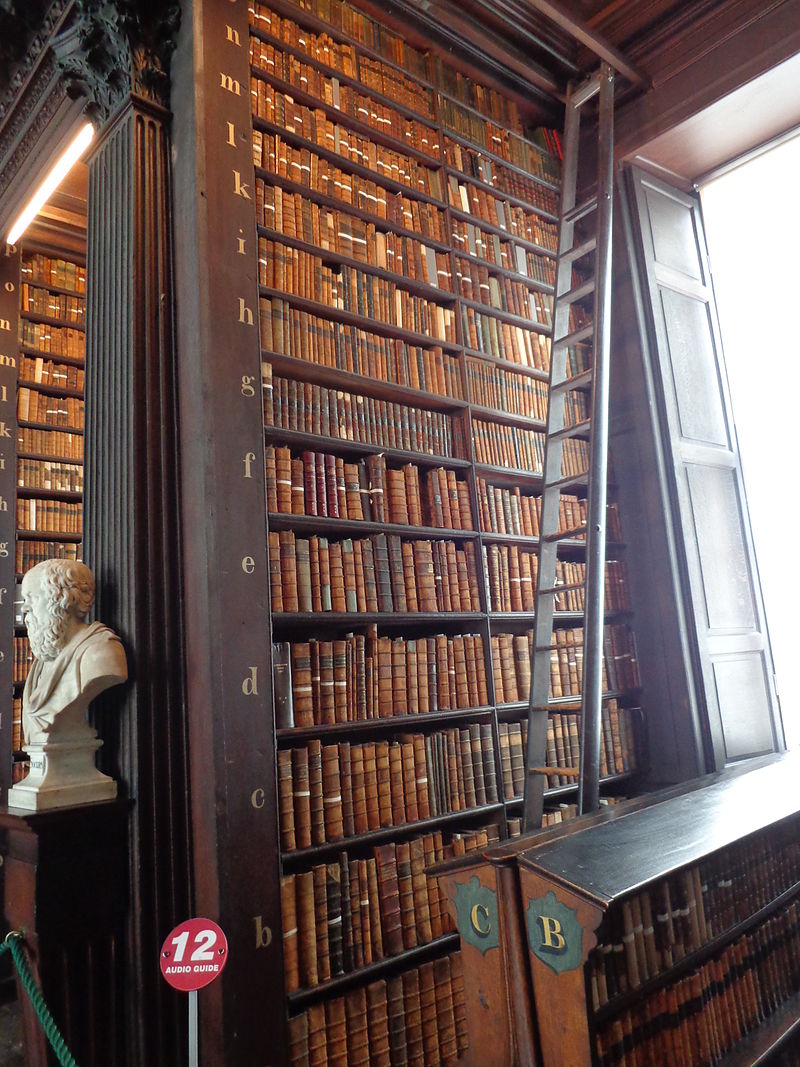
358,461 -> 373,521
409,837 -> 433,944
433,543 -> 451,612
292,746 -> 312,850
291,456 -> 305,515
374,533 -> 394,611
264,446 -> 279,513
269,531 -> 283,612
423,834 -> 444,939
469,724 -> 486,806
326,862 -> 344,978
413,734 -> 431,819
401,540 -> 418,612
352,540 -> 367,612
339,852 -> 354,973
348,861 -> 364,969
279,530 -> 299,613
275,446 -> 293,512
450,953 -> 470,1056
402,969 -> 425,1067
389,744 -> 407,825
297,869 -> 318,988
396,842 -> 417,949
367,981 -> 392,1067
413,540 -> 437,612
314,451 -> 328,517
452,636 -> 468,708
341,538 -> 358,612
405,464 -> 423,526
400,742 -> 418,823
313,863 -> 331,983
362,537 -> 379,611
509,723 -> 525,797
358,860 -> 374,965
282,875 -> 300,993
322,745 -> 343,841
288,642 -> 313,728
308,740 -> 325,846
273,642 -> 294,729
376,843 -> 404,955
418,962 -> 441,1066
457,478 -> 472,528
387,535 -> 408,611
350,744 -> 368,835
497,723 -> 513,797
296,538 -> 313,612
328,541 -> 346,613
363,742 -> 380,831
345,987 -> 370,1067
319,537 -> 332,611
333,640 -> 349,723
445,729 -> 460,811
325,996 -> 348,1067
433,956 -> 458,1063
392,639 -> 408,717
307,1003 -> 327,1067
278,749 -> 297,852
481,723 -> 499,802
324,453 -> 339,518
288,1013 -> 310,1067
367,858 -> 385,959
376,740 -> 392,826
368,454 -> 386,522
344,462 -> 363,519
318,642 -> 335,725
386,976 -> 409,1067
387,468 -> 409,525
406,640 -> 419,714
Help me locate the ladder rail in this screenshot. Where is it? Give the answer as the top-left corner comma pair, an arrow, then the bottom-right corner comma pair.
522,63 -> 615,831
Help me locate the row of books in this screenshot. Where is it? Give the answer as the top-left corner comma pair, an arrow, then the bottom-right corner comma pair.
360,52 -> 434,119
467,358 -> 549,420
258,239 -> 457,342
252,131 -> 448,237
12,697 -> 22,751
12,637 -> 31,684
268,531 -> 481,614
499,702 -> 638,796
485,549 -> 630,615
17,388 -> 84,429
266,447 -> 473,529
259,296 -> 460,394
16,539 -> 80,575
250,3 -> 361,82
17,427 -> 83,461
282,831 -> 462,990
249,41 -> 441,159
17,458 -> 83,493
20,321 -> 84,360
588,818 -> 800,1008
20,285 -> 85,324
444,137 -> 559,215
20,355 -> 85,391
287,952 -> 468,1066
472,419 -> 545,471
21,253 -> 86,294
430,56 -> 523,135
16,498 -> 82,534
452,216 -> 556,289
250,83 -> 444,201
457,261 -> 553,326
266,372 -> 462,457
272,632 -> 489,728
438,95 -> 560,181
594,898 -> 800,1066
277,727 -> 499,852
461,303 -> 548,368
491,624 -> 640,704
447,175 -> 557,251
475,479 -> 623,541
259,185 -> 452,288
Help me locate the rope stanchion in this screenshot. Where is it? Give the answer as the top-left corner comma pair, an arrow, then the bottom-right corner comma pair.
0,931 -> 79,1067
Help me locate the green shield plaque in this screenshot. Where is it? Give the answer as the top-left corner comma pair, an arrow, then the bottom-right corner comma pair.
454,876 -> 499,955
526,890 -> 583,974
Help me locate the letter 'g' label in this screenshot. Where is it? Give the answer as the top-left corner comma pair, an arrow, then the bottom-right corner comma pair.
526,890 -> 583,974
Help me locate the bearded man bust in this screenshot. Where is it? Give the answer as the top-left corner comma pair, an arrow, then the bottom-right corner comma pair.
8,559 -> 128,810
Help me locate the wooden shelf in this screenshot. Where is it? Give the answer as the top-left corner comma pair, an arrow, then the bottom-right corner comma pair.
18,381 -> 83,401
449,206 -> 557,259
444,164 -> 558,222
460,295 -> 550,335
20,311 -> 85,332
259,285 -> 460,353
287,933 -> 461,1014
503,771 -> 637,808
18,344 -> 85,368
268,512 -> 478,541
16,487 -> 81,502
495,691 -> 640,720
17,450 -> 83,464
256,224 -> 457,305
263,425 -> 470,469
469,404 -> 546,433
442,128 -> 560,192
17,420 -> 84,435
255,166 -> 450,251
20,278 -> 86,299
277,707 -> 495,746
463,345 -> 550,382
593,879 -> 800,1027
473,463 -> 543,487
272,611 -> 485,634
16,530 -> 82,543
455,247 -> 555,294
280,801 -> 504,870
718,988 -> 800,1066
252,115 -> 444,208
250,66 -> 442,168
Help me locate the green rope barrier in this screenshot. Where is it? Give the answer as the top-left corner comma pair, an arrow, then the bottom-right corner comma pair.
0,931 -> 79,1067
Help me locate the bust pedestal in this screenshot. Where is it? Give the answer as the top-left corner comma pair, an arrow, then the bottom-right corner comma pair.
7,734 -> 117,811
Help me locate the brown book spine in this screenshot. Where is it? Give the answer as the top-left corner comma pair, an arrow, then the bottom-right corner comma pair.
325,997 -> 348,1067
297,870 -> 318,988
386,976 -> 409,1067
376,843 -> 405,956
313,863 -> 331,983
322,745 -> 344,841
403,969 -> 425,1067
278,748 -> 296,851
367,981 -> 392,1067
309,739 -> 325,846
409,837 -> 433,944
292,746 -> 312,850
282,875 -> 300,993
418,962 -> 441,1066
345,987 -> 370,1067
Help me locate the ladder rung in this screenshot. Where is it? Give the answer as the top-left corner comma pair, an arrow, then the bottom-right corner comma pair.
546,471 -> 590,491
538,582 -> 585,596
550,368 -> 593,395
562,195 -> 598,226
544,525 -> 587,542
559,278 -> 595,305
561,237 -> 597,265
529,766 -> 580,779
550,419 -> 591,443
553,324 -> 593,351
570,71 -> 603,108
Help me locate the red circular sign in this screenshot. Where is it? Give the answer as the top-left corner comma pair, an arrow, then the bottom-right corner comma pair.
160,918 -> 229,992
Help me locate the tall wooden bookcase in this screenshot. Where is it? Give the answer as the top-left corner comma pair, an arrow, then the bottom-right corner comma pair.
172,0 -> 642,1060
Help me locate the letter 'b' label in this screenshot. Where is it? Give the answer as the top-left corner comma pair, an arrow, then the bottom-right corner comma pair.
526,890 -> 583,974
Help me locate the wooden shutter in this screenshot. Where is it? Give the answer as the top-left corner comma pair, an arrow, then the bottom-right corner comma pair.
625,166 -> 782,767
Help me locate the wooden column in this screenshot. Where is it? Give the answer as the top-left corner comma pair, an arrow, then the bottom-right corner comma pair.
56,7 -> 191,1064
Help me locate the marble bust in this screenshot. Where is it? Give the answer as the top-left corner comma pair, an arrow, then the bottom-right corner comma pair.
8,559 -> 128,810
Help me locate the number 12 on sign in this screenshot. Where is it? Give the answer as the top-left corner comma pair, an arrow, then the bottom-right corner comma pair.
160,918 -> 229,1066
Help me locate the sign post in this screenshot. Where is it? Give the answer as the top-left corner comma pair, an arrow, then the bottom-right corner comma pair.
160,918 -> 229,1066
